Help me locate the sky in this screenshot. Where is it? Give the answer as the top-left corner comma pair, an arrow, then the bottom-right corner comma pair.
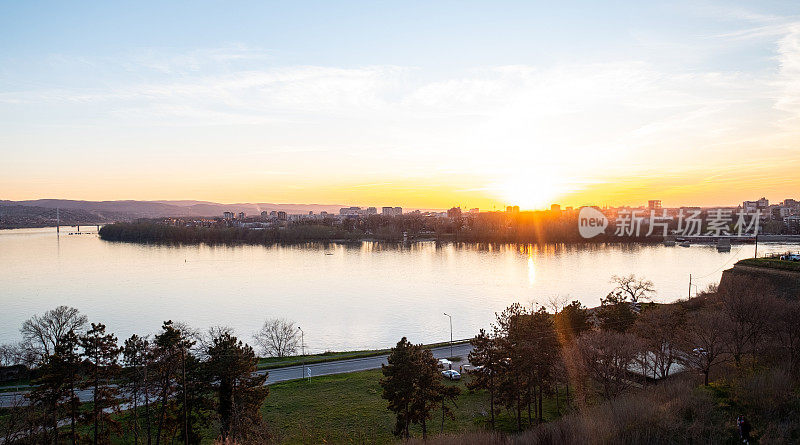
1,1 -> 799,210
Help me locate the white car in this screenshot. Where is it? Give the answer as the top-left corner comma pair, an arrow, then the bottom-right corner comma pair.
438,358 -> 452,369
442,369 -> 461,380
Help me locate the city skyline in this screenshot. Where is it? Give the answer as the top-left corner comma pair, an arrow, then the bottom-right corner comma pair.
2,1 -> 800,209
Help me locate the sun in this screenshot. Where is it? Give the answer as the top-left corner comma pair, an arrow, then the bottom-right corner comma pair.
497,174 -> 565,210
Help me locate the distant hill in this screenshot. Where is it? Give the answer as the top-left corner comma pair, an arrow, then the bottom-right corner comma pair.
0,199 -> 349,221
0,204 -> 134,229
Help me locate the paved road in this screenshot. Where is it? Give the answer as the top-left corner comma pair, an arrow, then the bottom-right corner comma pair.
261,343 -> 473,384
0,343 -> 473,408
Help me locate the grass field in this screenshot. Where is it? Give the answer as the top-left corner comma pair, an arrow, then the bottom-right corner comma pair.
738,257 -> 800,272
262,369 -> 567,444
4,367 -> 566,444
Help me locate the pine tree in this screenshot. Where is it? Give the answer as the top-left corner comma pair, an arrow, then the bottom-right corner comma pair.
122,334 -> 153,445
152,321 -> 195,445
80,323 -> 121,445
206,332 -> 269,443
467,329 -> 501,428
380,337 -> 460,439
380,337 -> 417,438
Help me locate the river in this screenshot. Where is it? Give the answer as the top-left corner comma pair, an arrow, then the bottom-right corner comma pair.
1,227 -> 796,352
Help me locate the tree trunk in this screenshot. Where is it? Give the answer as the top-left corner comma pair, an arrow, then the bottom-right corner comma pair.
70,382 -> 77,445
489,377 -> 495,429
144,364 -> 152,445
527,386 -> 532,426
555,383 -> 560,415
538,384 -> 544,423
155,379 -> 169,445
93,352 -> 99,445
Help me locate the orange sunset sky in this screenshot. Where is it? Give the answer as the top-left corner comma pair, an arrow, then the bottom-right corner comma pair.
2,1 -> 799,210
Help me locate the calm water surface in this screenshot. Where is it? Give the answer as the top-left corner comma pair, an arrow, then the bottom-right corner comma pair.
1,227 -> 796,352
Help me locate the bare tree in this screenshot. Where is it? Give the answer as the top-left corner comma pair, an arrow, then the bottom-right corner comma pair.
20,305 -> 88,361
195,325 -> 235,359
633,305 -> 685,379
609,274 -> 656,304
575,330 -> 643,399
718,276 -> 776,367
678,309 -> 729,385
770,299 -> 800,373
0,343 -> 27,367
253,318 -> 300,357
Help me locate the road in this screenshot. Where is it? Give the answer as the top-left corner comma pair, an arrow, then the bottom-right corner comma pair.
261,343 -> 473,383
0,343 -> 473,408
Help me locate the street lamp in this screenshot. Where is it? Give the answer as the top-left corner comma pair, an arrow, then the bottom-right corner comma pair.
297,326 -> 305,356
297,326 -> 305,380
443,313 -> 453,358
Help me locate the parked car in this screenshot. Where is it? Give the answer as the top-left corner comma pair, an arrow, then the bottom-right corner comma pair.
438,358 -> 452,369
442,369 -> 461,380
781,254 -> 800,262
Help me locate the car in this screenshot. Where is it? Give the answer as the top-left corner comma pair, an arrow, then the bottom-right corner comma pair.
438,358 -> 452,369
442,369 -> 461,380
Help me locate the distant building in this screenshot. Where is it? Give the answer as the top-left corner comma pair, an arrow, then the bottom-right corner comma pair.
743,197 -> 769,212
447,207 -> 462,218
506,205 -> 520,214
550,204 -> 561,212
223,211 -> 234,220
340,207 -> 361,216
260,211 -> 269,217
277,211 -> 287,220
648,200 -> 662,210
468,208 -> 480,214
786,216 -> 800,234
269,211 -> 277,217
381,206 -> 403,216
366,207 -> 377,215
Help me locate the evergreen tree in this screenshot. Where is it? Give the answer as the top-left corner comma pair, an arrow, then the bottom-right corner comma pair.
380,337 -> 417,438
122,334 -> 153,445
410,348 -> 459,439
380,337 -> 460,439
554,300 -> 590,342
467,329 -> 501,428
206,332 -> 269,443
80,323 -> 121,445
152,321 -> 196,445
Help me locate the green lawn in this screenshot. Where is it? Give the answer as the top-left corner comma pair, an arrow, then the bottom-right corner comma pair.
262,369 -> 568,444
737,257 -> 800,272
4,367 -> 566,444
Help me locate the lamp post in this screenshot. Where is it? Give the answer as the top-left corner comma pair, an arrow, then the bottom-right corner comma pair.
443,313 -> 453,358
297,326 -> 305,379
297,326 -> 305,356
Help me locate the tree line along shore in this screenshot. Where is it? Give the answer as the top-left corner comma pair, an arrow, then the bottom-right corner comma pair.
97,217 -> 665,246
